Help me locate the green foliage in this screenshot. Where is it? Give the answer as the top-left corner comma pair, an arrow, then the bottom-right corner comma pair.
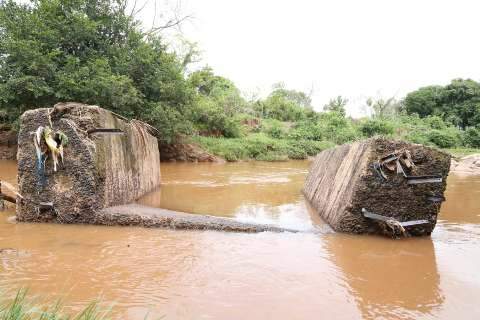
425,129 -> 461,148
285,140 -> 335,159
1,0 -> 476,159
260,119 -> 288,139
366,97 -> 403,118
187,67 -> 246,138
390,115 -> 463,148
288,112 -> 358,144
464,127 -> 480,148
404,79 -> 480,129
323,96 -> 347,116
359,119 -> 394,137
148,103 -> 193,144
404,86 -> 443,118
0,0 -> 194,142
316,112 -> 359,144
424,115 -> 447,130
193,134 -> 333,161
254,83 -> 311,121
0,289 -> 110,320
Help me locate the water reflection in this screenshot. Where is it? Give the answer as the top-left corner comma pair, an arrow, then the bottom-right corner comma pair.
439,174 -> 480,224
323,234 -> 443,319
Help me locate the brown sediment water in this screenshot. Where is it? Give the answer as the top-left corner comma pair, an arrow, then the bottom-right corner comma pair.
1,160 -> 480,319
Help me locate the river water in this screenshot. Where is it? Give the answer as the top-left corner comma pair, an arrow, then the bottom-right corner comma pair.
1,160 -> 479,319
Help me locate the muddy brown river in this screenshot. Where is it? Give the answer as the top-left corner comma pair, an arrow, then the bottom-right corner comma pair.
1,160 -> 480,319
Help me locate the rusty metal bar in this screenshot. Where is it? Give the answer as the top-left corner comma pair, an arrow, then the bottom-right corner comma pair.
362,208 -> 429,227
399,219 -> 430,227
406,175 -> 442,184
427,195 -> 445,203
38,202 -> 54,210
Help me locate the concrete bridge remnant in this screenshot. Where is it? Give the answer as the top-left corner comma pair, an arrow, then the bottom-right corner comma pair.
13,102 -> 292,234
303,138 -> 451,237
16,102 -> 161,223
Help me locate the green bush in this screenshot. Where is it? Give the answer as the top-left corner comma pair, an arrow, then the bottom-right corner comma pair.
317,112 -> 359,144
288,121 -> 323,141
358,119 -> 394,137
191,98 -> 244,138
255,152 -> 289,161
261,119 -> 288,139
286,140 -> 334,159
464,127 -> 480,148
0,289 -> 110,320
405,130 -> 430,145
426,129 -> 461,148
193,135 -> 335,161
424,115 -> 448,130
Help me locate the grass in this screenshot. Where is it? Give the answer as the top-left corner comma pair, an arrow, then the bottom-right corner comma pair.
0,289 -> 111,320
192,133 -> 335,161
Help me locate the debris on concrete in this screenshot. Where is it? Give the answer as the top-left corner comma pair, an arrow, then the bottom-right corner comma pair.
303,138 -> 451,238
16,102 -> 161,224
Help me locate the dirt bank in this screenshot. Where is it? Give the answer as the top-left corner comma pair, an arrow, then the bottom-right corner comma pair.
97,204 -> 295,233
160,139 -> 224,163
450,154 -> 480,176
0,128 -> 17,160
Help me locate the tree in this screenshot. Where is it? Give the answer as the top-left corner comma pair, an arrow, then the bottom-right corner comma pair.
187,67 -> 246,137
270,82 -> 312,109
366,96 -> 402,118
254,84 -> 311,121
323,96 -> 348,116
404,86 -> 443,118
404,79 -> 480,129
0,0 -> 194,142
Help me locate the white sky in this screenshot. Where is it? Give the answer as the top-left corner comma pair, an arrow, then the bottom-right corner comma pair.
142,0 -> 480,116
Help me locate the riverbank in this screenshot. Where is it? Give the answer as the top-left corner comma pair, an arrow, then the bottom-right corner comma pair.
0,289 -> 109,320
0,127 -> 16,160
2,129 -> 479,165
450,153 -> 480,175
191,134 -> 334,161
192,134 -> 480,163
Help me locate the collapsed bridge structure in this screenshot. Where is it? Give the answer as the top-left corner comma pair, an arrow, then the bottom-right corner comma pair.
16,102 -> 161,223
303,138 -> 451,237
9,102 -> 290,233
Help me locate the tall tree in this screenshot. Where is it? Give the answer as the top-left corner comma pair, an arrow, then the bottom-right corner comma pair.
0,0 -> 194,141
404,79 -> 480,129
323,96 -> 348,116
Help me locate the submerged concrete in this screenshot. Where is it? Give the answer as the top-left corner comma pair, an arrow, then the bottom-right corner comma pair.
304,138 -> 451,237
16,102 -> 161,223
97,204 -> 296,233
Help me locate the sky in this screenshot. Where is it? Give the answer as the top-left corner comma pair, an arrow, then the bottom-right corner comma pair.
140,0 -> 480,116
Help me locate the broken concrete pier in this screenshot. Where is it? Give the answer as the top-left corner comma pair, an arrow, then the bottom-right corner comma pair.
16,102 -> 161,223
14,103 -> 292,233
303,138 -> 451,237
